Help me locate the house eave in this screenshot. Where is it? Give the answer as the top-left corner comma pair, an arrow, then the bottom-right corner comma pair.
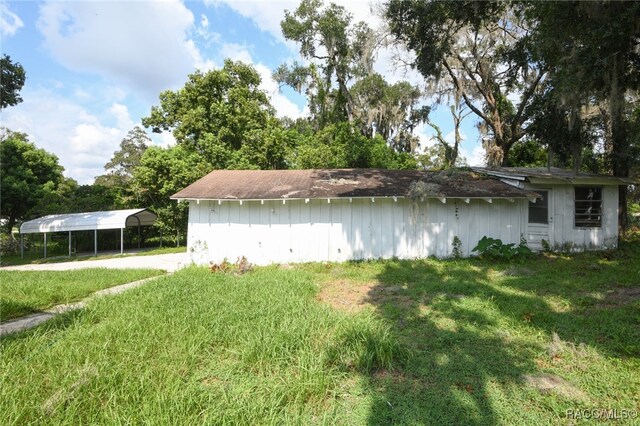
171,195 -> 535,203
528,177 -> 633,186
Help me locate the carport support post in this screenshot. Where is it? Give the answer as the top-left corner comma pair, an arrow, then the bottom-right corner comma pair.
43,233 -> 47,258
68,231 -> 72,257
20,234 -> 24,259
94,230 -> 98,256
120,228 -> 124,254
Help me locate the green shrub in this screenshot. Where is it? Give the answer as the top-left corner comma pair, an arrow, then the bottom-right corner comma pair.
451,236 -> 463,258
541,238 -> 551,253
0,234 -> 20,256
472,236 -> 532,260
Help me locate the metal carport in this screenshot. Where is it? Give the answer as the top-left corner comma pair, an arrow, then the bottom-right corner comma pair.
19,209 -> 157,258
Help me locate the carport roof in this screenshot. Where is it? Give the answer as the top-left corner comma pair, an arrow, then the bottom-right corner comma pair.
20,209 -> 157,234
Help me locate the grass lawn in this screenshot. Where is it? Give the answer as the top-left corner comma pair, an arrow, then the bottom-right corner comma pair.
1,240 -> 639,424
0,269 -> 165,321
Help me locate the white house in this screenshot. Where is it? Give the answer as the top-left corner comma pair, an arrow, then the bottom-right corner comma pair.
475,167 -> 634,251
172,168 -> 632,265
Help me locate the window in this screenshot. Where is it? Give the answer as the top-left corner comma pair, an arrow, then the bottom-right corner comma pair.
528,190 -> 549,224
574,187 -> 602,228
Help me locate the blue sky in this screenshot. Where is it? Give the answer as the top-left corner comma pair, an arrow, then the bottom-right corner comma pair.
1,0 -> 484,184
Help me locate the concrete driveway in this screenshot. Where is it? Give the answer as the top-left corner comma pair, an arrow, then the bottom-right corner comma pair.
2,252 -> 189,273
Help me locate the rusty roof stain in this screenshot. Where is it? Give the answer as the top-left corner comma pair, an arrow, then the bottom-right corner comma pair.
171,169 -> 539,200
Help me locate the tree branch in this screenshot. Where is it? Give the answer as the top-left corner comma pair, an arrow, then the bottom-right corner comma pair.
456,53 -> 495,110
512,67 -> 546,136
425,118 -> 447,146
443,59 -> 495,133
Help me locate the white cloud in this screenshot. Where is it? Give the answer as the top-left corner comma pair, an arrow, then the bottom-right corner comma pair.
70,123 -> 119,154
220,43 -> 254,64
36,0 -> 209,99
196,13 -> 221,46
462,145 -> 486,167
150,132 -> 177,149
207,0 -> 297,43
255,63 -> 304,119
210,0 -> 379,44
110,103 -> 134,131
211,0 -> 421,112
1,88 -> 135,184
0,3 -> 23,36
444,129 -> 464,145
73,88 -> 91,100
186,39 -> 216,72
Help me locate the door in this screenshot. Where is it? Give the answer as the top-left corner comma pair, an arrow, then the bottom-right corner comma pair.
527,189 -> 553,251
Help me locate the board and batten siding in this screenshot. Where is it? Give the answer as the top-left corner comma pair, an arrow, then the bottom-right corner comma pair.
524,184 -> 618,251
186,197 -> 526,265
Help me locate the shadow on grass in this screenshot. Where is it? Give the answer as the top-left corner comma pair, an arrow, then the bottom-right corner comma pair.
361,260 -> 536,425
0,300 -> 40,323
362,250 -> 640,425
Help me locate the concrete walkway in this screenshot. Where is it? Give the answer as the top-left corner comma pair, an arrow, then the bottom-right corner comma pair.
0,275 -> 164,336
2,252 -> 189,273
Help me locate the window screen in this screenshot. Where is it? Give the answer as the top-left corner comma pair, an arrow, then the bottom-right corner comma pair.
528,190 -> 549,224
574,187 -> 602,228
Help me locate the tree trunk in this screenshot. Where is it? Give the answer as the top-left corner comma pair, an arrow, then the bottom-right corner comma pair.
609,55 -> 630,235
499,141 -> 512,167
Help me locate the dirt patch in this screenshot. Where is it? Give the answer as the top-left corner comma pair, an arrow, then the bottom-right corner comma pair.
373,369 -> 425,392
501,267 -> 535,277
522,373 -> 589,402
317,280 -> 416,312
546,332 -> 589,362
596,287 -> 640,309
317,280 -> 377,312
367,286 -> 416,308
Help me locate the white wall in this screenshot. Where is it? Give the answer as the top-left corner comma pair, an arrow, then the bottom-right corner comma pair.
524,184 -> 618,251
186,197 -> 526,265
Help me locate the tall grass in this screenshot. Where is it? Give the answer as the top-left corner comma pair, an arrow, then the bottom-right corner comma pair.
301,243 -> 640,425
0,266 -> 405,424
2,238 -> 638,425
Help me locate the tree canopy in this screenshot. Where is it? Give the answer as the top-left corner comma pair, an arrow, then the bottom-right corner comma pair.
0,129 -> 64,233
0,55 -> 26,109
95,127 -> 151,207
143,60 -> 274,169
277,0 -> 374,125
277,0 -> 427,153
385,0 -> 546,166
522,1 -> 640,198
131,145 -> 210,245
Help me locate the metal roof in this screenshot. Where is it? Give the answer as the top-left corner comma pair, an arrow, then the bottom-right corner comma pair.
20,209 -> 157,234
473,167 -> 637,185
171,169 -> 539,201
